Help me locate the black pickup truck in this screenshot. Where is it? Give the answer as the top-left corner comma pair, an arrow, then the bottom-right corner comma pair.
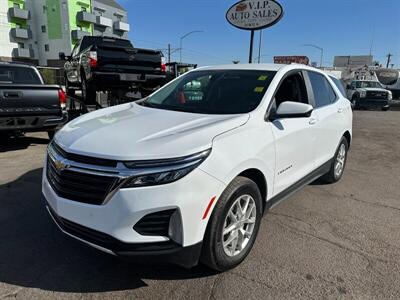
0,62 -> 68,140
60,36 -> 166,104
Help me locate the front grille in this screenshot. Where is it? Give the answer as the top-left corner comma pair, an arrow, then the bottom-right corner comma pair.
134,209 -> 176,236
366,91 -> 388,100
46,155 -> 118,205
51,142 -> 118,168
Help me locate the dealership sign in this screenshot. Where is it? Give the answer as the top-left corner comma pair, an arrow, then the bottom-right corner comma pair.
226,0 -> 284,30
274,56 -> 310,65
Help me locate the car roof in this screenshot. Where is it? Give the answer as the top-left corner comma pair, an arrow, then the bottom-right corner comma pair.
0,61 -> 35,68
195,63 -> 323,73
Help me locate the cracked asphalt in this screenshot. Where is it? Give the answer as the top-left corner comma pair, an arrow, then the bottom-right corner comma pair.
1,110 -> 400,299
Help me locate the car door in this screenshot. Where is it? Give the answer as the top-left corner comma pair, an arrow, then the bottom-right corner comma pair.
268,70 -> 317,196
305,71 -> 344,167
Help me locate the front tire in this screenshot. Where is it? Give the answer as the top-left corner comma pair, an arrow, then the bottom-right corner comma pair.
321,137 -> 349,183
351,95 -> 359,110
200,176 -> 263,272
47,130 -> 56,140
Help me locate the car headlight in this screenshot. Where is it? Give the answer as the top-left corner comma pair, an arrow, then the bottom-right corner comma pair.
121,149 -> 211,188
359,90 -> 367,98
388,91 -> 393,100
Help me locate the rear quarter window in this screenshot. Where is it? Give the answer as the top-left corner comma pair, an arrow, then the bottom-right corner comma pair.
308,71 -> 337,108
329,76 -> 347,98
0,66 -> 42,84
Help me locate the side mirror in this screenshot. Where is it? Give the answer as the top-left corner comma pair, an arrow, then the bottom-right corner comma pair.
59,52 -> 71,61
274,101 -> 313,119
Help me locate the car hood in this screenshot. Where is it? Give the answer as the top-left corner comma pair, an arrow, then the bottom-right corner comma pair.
358,87 -> 388,92
55,103 -> 249,161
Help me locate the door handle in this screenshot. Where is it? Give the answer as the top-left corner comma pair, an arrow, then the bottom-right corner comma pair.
3,91 -> 21,98
309,117 -> 318,125
337,107 -> 343,113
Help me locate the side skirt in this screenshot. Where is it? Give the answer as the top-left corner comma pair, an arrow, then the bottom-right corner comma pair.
265,158 -> 333,211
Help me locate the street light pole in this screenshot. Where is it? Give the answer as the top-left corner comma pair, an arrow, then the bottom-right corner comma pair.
301,44 -> 324,68
180,30 -> 204,63
253,54 -> 270,63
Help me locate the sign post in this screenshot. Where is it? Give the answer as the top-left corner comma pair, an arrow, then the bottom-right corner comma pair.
226,0 -> 284,64
249,30 -> 255,63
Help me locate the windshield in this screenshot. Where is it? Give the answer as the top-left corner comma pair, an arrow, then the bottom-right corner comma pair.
355,81 -> 382,88
143,70 -> 276,114
0,66 -> 41,84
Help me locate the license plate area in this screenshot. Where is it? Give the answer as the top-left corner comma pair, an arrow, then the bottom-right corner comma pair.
120,74 -> 145,82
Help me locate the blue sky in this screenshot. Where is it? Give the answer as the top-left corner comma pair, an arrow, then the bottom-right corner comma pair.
120,0 -> 400,67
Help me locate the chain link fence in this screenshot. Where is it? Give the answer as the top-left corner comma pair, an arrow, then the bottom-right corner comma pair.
37,67 -> 65,86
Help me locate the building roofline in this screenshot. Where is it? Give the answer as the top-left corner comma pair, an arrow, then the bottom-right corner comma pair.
93,0 -> 126,11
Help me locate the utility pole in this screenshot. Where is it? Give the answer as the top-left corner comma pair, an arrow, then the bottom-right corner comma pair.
386,53 -> 392,68
168,44 -> 171,64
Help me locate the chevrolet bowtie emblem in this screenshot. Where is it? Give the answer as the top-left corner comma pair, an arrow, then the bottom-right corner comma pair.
53,159 -> 69,171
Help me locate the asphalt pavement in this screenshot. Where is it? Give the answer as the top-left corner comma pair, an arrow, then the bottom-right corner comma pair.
1,110 -> 399,299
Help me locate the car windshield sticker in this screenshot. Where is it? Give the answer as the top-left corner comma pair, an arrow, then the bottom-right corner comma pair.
254,87 -> 265,93
257,75 -> 268,81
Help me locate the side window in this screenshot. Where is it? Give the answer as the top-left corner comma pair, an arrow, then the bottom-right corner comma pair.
71,44 -> 78,57
330,76 -> 346,98
71,40 -> 82,57
274,72 -> 309,109
308,72 -> 337,108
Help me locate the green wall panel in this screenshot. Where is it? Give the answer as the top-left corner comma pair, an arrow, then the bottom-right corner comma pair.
46,0 -> 62,39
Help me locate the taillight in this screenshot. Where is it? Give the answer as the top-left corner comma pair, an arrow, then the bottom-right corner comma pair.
58,89 -> 66,109
161,56 -> 166,73
88,51 -> 97,67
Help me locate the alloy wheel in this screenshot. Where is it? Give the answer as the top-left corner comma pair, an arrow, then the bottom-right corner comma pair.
334,143 -> 346,178
222,194 -> 257,257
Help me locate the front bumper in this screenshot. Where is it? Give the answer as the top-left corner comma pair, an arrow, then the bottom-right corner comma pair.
42,156 -> 226,267
46,205 -> 203,268
0,111 -> 68,132
355,98 -> 389,109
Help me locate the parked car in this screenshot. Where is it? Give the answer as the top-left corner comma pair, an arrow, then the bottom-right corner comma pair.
346,80 -> 392,111
60,36 -> 166,104
42,64 -> 352,271
0,62 -> 67,140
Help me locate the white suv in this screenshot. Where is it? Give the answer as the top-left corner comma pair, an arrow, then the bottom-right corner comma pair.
42,64 -> 352,271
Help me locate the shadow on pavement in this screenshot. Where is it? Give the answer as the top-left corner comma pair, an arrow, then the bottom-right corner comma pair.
0,134 -> 49,153
0,168 -> 215,293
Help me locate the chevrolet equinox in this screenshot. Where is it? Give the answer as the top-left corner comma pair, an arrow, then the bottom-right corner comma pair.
42,64 -> 352,271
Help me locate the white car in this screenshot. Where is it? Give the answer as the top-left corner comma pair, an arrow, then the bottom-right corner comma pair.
42,64 -> 352,271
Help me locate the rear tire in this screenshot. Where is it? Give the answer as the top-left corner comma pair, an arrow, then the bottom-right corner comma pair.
81,73 -> 96,104
320,137 -> 348,183
200,176 -> 263,272
65,75 -> 75,97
